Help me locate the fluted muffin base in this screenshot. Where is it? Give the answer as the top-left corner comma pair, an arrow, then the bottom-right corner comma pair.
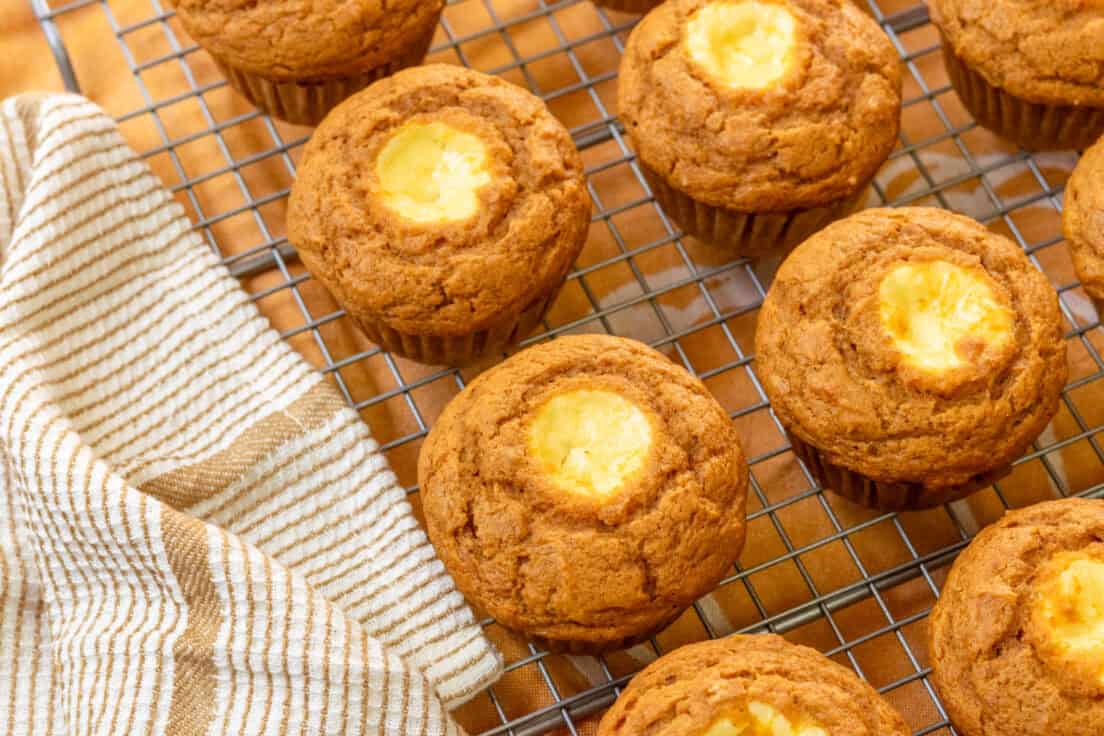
641,165 -> 868,256
941,37 -> 1104,152
788,433 -> 1010,511
527,611 -> 681,654
354,287 -> 561,367
215,27 -> 436,126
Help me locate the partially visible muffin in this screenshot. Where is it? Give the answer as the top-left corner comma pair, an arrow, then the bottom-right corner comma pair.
1063,136 -> 1104,315
171,0 -> 444,125
419,335 -> 749,652
930,498 -> 1104,736
618,0 -> 901,254
756,207 -> 1067,510
288,64 -> 589,366
928,0 -> 1104,150
597,635 -> 910,736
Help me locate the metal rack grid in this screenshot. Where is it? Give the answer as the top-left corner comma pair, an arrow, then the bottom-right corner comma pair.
28,0 -> 1104,734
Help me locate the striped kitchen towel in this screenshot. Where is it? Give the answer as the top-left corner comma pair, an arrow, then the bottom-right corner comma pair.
0,93 -> 501,735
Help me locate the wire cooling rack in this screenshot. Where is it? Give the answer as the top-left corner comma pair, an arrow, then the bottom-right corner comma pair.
29,0 -> 1104,733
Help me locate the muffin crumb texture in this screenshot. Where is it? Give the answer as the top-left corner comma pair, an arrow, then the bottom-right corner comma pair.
930,498 -> 1104,736
419,335 -> 748,649
1063,137 -> 1104,302
756,207 -> 1066,493
288,64 -> 589,339
618,0 -> 902,212
596,635 -> 909,735
170,0 -> 444,80
928,0 -> 1104,107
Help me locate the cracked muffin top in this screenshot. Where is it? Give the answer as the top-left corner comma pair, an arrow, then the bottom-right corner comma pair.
597,635 -> 909,736
170,0 -> 444,80
930,498 -> 1104,736
1064,137 -> 1104,302
929,0 -> 1104,107
288,64 -> 589,337
418,335 -> 749,651
755,207 -> 1066,492
617,0 -> 901,212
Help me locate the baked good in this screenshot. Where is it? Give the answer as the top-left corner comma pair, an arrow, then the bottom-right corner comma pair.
597,635 -> 910,735
418,334 -> 749,652
618,0 -> 901,254
170,0 -> 444,125
930,498 -> 1104,736
1063,135 -> 1104,315
755,207 -> 1067,510
287,64 -> 590,366
928,0 -> 1104,151
593,0 -> 664,13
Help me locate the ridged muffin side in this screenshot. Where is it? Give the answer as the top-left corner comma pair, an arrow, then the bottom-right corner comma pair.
170,0 -> 444,124
929,0 -> 1104,150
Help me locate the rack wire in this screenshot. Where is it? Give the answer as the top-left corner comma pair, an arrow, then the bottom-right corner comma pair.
29,1 -> 1104,734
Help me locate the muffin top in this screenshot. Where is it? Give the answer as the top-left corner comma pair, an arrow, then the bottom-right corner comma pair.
617,0 -> 901,213
597,635 -> 909,736
930,498 -> 1104,736
1064,138 -> 1104,301
418,335 -> 748,649
288,64 -> 589,336
755,207 -> 1066,491
170,0 -> 444,80
929,0 -> 1104,107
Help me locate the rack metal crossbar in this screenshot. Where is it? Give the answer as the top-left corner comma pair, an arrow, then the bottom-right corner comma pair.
30,1 -> 1104,734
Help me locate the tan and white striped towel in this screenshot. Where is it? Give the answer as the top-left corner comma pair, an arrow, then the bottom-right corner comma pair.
0,93 -> 502,735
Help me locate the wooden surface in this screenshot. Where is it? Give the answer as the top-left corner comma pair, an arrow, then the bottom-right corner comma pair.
4,2 -> 1104,734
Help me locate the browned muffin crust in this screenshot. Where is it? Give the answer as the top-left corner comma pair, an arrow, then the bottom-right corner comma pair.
756,207 -> 1066,493
170,0 -> 443,80
418,335 -> 749,650
597,635 -> 910,735
930,498 -> 1104,736
1064,137 -> 1104,303
288,64 -> 589,338
617,0 -> 901,213
928,0 -> 1104,108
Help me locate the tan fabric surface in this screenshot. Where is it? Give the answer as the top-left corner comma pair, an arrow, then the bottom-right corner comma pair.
0,92 -> 502,735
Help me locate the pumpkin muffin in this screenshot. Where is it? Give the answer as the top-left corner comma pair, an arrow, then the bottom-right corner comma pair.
1063,136 -> 1104,316
170,0 -> 444,125
287,64 -> 590,366
928,0 -> 1104,151
930,498 -> 1104,736
755,207 -> 1067,510
419,335 -> 749,652
597,635 -> 910,736
618,0 -> 901,254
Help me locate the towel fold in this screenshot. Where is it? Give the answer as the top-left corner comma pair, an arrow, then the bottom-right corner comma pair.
0,93 -> 501,735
